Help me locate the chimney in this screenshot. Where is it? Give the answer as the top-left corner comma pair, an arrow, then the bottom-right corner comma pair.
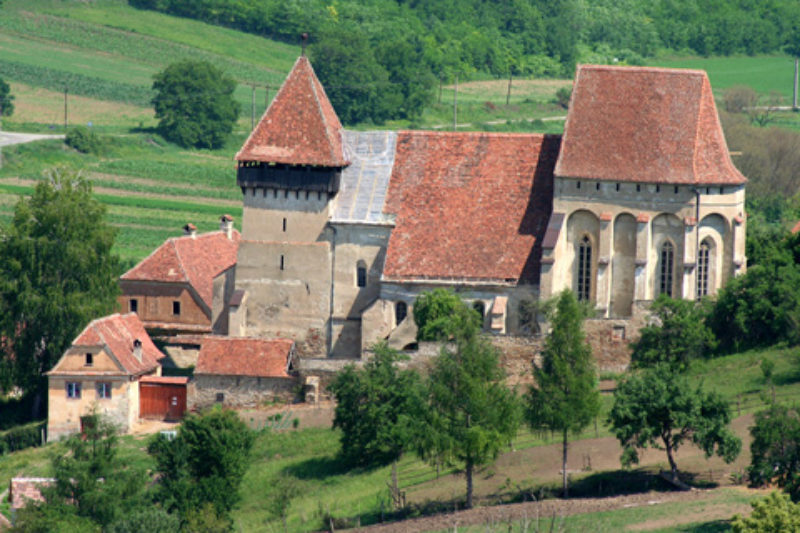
183,223 -> 197,238
220,214 -> 234,239
133,339 -> 142,362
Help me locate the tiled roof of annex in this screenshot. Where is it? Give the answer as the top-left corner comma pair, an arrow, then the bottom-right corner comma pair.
120,229 -> 240,310
235,56 -> 347,167
555,64 -> 746,186
57,313 -> 165,375
195,337 -> 294,378
382,131 -> 559,283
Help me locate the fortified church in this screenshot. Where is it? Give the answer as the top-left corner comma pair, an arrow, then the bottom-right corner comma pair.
168,57 -> 749,359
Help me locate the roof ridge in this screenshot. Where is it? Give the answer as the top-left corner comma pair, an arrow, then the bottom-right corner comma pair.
169,239 -> 190,281
578,64 -> 708,76
690,77 -> 707,186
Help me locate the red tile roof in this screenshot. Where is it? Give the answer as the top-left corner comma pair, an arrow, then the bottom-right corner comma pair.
195,337 -> 294,378
556,65 -> 746,186
235,56 -> 347,167
65,313 -> 164,375
382,131 -> 558,283
121,229 -> 240,310
140,376 -> 189,385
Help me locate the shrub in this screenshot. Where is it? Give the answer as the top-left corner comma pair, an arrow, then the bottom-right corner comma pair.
555,87 -> 572,109
0,421 -> 44,454
723,85 -> 758,113
65,126 -> 101,154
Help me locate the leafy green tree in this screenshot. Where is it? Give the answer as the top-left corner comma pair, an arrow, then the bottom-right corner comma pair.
65,126 -> 101,155
732,492 -> 800,532
311,28 -> 393,125
413,288 -> 481,341
149,408 -> 255,525
14,412 -> 147,531
608,364 -> 741,482
527,290 -> 600,497
631,295 -> 717,370
416,298 -> 521,509
748,403 -> 800,500
0,171 -> 119,404
151,60 -> 238,149
0,77 -> 13,117
328,342 -> 423,467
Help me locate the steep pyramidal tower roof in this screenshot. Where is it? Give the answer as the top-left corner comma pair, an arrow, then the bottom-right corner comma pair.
236,56 -> 347,167
555,65 -> 746,186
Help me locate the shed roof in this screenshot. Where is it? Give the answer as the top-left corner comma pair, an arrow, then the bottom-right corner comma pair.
235,56 -> 347,167
556,65 -> 746,186
195,337 -> 294,378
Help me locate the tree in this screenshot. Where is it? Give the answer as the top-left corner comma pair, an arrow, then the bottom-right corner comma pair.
747,403 -> 800,500
527,290 -> 600,497
413,288 -> 481,341
151,60 -> 238,149
415,295 -> 521,509
310,28 -> 394,125
149,408 -> 255,525
0,77 -> 13,117
328,342 -> 423,467
14,412 -> 148,531
631,295 -> 717,370
608,364 -> 741,482
0,170 -> 119,404
732,492 -> 800,533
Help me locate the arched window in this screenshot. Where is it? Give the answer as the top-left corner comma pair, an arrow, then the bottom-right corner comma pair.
697,240 -> 711,298
473,301 -> 485,318
395,301 -> 407,324
577,236 -> 592,301
356,261 -> 367,287
659,241 -> 674,297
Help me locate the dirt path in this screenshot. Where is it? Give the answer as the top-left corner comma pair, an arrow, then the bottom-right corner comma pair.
357,489 -> 732,533
0,131 -> 64,147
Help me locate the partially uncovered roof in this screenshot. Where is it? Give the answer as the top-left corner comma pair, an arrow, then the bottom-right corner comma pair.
382,131 -> 559,283
235,56 -> 347,167
332,130 -> 397,224
556,65 -> 746,186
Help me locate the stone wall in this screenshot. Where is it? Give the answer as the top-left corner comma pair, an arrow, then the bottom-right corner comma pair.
191,374 -> 297,409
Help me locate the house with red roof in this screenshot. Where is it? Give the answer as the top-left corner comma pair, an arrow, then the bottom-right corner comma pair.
118,215 -> 240,336
192,337 -> 296,409
226,56 -> 747,359
45,313 -> 186,441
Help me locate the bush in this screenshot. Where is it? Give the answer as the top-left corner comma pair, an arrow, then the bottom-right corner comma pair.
555,87 -> 572,109
0,421 -> 44,454
732,492 -> 800,532
107,507 -> 180,533
65,126 -> 101,155
723,85 -> 758,114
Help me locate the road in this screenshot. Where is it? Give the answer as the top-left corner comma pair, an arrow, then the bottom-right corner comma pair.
0,131 -> 65,147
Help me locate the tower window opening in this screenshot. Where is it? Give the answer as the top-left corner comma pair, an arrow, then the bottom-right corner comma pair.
280,254 -> 285,271
395,301 -> 408,324
282,218 -> 287,232
356,262 -> 367,287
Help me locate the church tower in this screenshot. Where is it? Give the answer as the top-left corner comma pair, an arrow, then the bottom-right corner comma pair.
232,56 -> 349,356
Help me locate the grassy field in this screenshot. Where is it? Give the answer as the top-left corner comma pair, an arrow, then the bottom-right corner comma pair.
651,55 -> 797,99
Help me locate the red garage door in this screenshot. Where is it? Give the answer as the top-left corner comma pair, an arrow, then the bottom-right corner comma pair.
139,377 -> 188,421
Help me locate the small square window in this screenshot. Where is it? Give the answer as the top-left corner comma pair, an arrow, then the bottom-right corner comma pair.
129,299 -> 138,313
215,393 -> 224,403
67,382 -> 81,399
96,382 -> 111,399
636,184 -> 641,192
596,182 -> 600,191
85,353 -> 93,366
172,301 -> 181,316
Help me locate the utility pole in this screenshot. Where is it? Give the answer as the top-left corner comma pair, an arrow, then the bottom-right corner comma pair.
64,86 -> 68,132
794,58 -> 798,110
506,71 -> 513,106
453,74 -> 458,131
251,83 -> 257,130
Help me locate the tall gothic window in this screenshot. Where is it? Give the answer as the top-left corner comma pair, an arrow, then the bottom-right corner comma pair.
697,240 -> 711,298
577,236 -> 592,301
395,301 -> 408,324
659,241 -> 674,297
